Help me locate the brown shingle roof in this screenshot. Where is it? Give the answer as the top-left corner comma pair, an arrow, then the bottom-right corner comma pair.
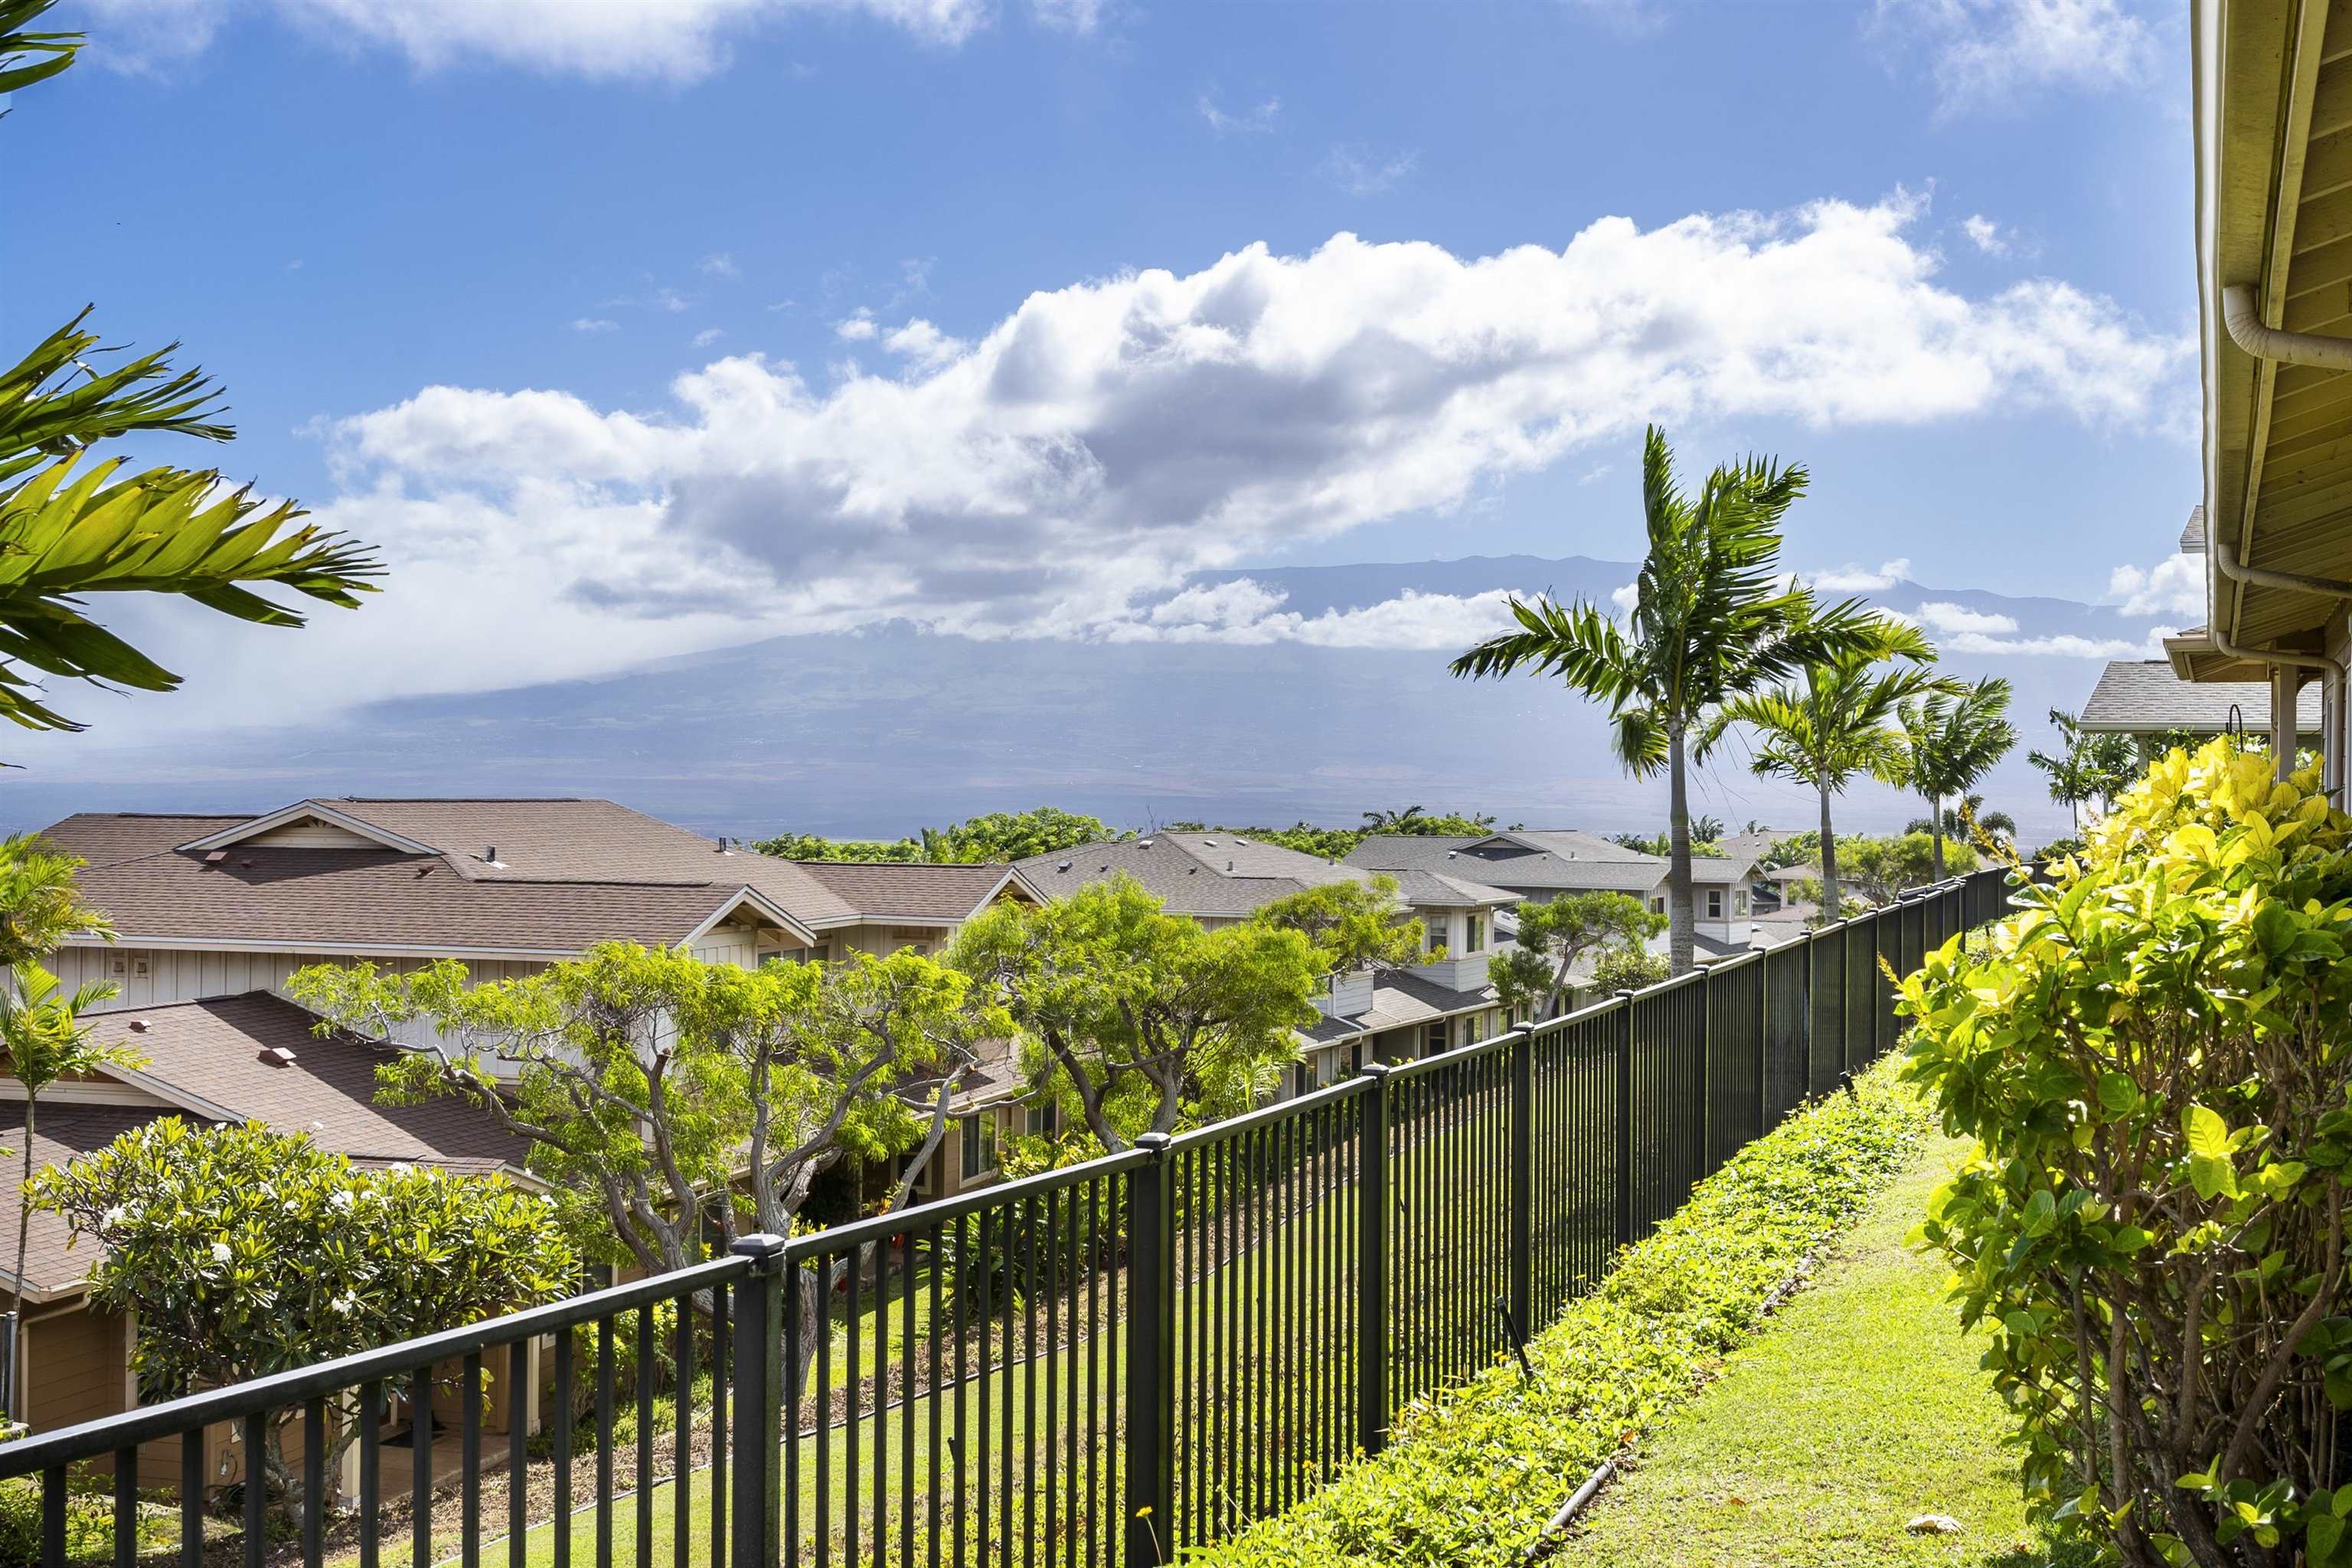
789,862 -> 1028,925
0,995 -> 529,1297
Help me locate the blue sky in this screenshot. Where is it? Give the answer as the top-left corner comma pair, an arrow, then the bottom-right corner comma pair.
2,0 -> 2199,765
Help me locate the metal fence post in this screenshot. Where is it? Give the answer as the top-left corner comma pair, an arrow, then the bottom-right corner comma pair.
1752,954 -> 1769,1142
1694,962 -> 1713,1181
729,1233 -> 787,1568
1125,1133 -> 1176,1566
1613,991 -> 1637,1248
1357,1065 -> 1393,1456
1508,1023 -> 1535,1345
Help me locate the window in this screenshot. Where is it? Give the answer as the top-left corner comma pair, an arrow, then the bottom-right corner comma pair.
1733,888 -> 1749,916
1292,1062 -> 1315,1099
1651,896 -> 1666,914
1424,1021 -> 1448,1057
1424,921 -> 1443,954
1707,889 -> 1724,920
1024,1101 -> 1059,1139
1465,912 -> 1485,952
959,1112 -> 997,1181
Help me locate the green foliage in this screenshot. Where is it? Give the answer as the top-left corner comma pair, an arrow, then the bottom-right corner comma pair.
1834,831 -> 1977,906
291,942 -> 1004,1272
1592,946 -> 1671,992
1485,945 -> 1553,1019
0,1474 -> 112,1567
754,806 -> 1120,864
1756,829 -> 1820,873
1901,738 -> 2352,1568
1250,874 -> 1423,975
0,959 -> 135,1322
1504,891 -> 1664,1015
1610,830 -> 1725,858
2027,707 -> 2141,836
1174,822 -> 1365,861
0,10 -> 379,740
29,1118 -> 572,1514
1188,1063 -> 1930,1568
0,834 -> 111,965
1900,679 -> 2018,877
949,874 -> 1321,1152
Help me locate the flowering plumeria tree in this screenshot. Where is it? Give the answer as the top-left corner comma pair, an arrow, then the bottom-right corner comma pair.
31,1119 -> 574,1521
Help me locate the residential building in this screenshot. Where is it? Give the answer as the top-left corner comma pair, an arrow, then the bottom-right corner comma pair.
1013,833 -> 1521,1085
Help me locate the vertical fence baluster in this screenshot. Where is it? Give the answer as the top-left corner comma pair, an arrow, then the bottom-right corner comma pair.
1354,1067 -> 1390,1456
116,1442 -> 140,1568
730,1235 -> 787,1568
1124,1133 -> 1174,1568
462,1351 -> 482,1568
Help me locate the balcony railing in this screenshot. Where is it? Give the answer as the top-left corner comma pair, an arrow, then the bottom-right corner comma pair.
0,867 -> 2013,1568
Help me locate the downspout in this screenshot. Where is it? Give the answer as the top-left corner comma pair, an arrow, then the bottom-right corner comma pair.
2222,283 -> 2352,370
2208,537 -> 2350,782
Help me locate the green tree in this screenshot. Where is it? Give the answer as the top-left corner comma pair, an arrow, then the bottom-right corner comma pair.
949,875 -> 1321,1151
1165,822 -> 1365,861
1451,426 -> 1893,973
752,830 -> 922,863
1251,874 -> 1424,975
290,943 -> 999,1272
2027,707 -> 2138,837
29,1119 -> 573,1516
1706,619 -> 1948,918
1900,678 -> 2019,878
0,835 -> 111,965
0,959 -> 136,1410
1591,946 -> 1671,994
1498,891 -> 1664,1018
0,6 -> 379,743
1904,792 -> 2017,846
1485,945 -> 1554,1021
921,807 -> 1119,863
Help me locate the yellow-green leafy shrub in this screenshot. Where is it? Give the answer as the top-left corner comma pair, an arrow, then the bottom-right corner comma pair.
1903,740 -> 2352,1568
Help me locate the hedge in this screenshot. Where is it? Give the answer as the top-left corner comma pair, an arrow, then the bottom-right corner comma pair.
1187,1060 -> 1932,1567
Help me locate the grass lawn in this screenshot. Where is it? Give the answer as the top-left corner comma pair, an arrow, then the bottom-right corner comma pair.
1559,1134 -> 2092,1568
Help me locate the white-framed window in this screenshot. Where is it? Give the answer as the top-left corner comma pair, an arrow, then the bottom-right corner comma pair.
1707,889 -> 1724,920
1651,896 -> 1666,914
1734,888 -> 1749,916
1024,1101 -> 1059,1139
1423,1021 -> 1448,1057
1465,912 -> 1485,951
959,1112 -> 997,1181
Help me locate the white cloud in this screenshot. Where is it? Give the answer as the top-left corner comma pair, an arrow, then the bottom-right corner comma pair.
1321,145 -> 1417,197
1609,582 -> 1641,616
652,287 -> 692,314
1118,583 -> 1524,648
283,196 -> 2187,714
1578,463 -> 1613,485
1942,627 -> 2177,658
700,253 -> 740,279
1199,91 -> 1282,136
2108,552 -> 2204,618
1879,0 -> 2160,116
1961,214 -> 2007,255
833,309 -> 878,341
1809,559 -> 1914,593
880,318 -> 968,368
1030,0 -> 1106,32
692,327 -> 727,348
79,0 -> 994,79
570,318 -> 619,335
1917,599 -> 2017,634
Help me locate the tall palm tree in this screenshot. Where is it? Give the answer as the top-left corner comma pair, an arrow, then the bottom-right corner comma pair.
1707,621 -> 1952,921
1900,678 -> 2019,878
0,959 -> 133,1418
1451,426 -> 1894,973
1905,793 -> 2017,844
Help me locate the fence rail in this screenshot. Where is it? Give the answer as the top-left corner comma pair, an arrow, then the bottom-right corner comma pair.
0,867 -> 2014,1568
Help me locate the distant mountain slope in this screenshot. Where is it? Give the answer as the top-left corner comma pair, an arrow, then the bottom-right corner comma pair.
0,556 -> 2165,844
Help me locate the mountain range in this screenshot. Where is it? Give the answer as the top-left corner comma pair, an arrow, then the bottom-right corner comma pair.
0,554 -> 2168,845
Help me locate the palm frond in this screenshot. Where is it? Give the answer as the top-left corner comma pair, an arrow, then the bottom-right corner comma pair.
0,1 -> 77,98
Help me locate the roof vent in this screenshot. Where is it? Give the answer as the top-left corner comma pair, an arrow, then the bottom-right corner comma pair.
482,845 -> 506,868
1137,838 -> 1154,848
1445,850 -> 1456,860
1201,838 -> 1217,847
126,1018 -> 149,1034
1227,859 -> 1235,872
1057,860 -> 1072,873
258,1046 -> 298,1069
203,850 -> 227,864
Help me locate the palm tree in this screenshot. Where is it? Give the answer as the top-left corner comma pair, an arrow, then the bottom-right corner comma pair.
2027,708 -> 2137,835
1708,621 -> 1951,921
1451,426 -> 1894,973
1361,806 -> 1428,833
0,5 -> 381,743
0,959 -> 134,1418
0,835 -> 111,966
1904,793 -> 2017,845
1900,679 -> 2019,879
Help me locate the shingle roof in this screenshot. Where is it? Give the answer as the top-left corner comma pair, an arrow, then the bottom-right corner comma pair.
789,862 -> 1031,925
1345,835 -> 1668,893
2079,661 -> 2319,733
1378,869 -> 1520,908
1013,835 -> 1370,917
2181,506 -> 2207,553
0,994 -> 529,1296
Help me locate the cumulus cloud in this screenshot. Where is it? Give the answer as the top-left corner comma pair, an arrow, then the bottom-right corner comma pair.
1942,627 -> 2176,658
1610,582 -> 1641,616
1962,214 -> 2008,255
700,253 -> 740,279
78,0 -> 993,78
570,317 -> 619,335
290,197 -> 2187,711
692,327 -> 727,348
833,309 -> 879,341
1878,0 -> 2160,116
1808,559 -> 1915,593
1116,583 -> 1524,648
1199,91 -> 1282,135
1918,599 -> 2017,634
2108,553 -> 2204,618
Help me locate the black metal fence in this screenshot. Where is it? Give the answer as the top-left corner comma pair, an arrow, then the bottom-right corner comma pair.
0,868 -> 2012,1568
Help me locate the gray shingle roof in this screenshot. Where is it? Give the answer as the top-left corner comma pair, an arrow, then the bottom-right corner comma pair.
2079,661 -> 2319,733
2181,506 -> 2206,554
1014,835 -> 1369,918
1345,834 -> 1669,893
788,862 -> 1031,925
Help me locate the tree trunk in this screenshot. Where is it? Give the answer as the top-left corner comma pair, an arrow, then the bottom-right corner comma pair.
1668,727 -> 1695,975
1929,794 -> 1946,880
11,1096 -> 31,1423
1816,779 -> 1840,924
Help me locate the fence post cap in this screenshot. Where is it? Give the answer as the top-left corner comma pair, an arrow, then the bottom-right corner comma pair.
729,1231 -> 789,1262
1135,1131 -> 1172,1152
1358,1060 -> 1393,1080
